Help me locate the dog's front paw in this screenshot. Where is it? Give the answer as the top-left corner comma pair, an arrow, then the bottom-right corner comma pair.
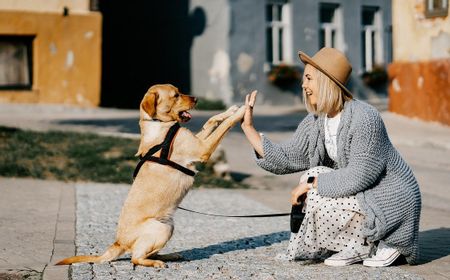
232,105 -> 246,120
226,105 -> 239,114
209,105 -> 239,124
209,115 -> 224,124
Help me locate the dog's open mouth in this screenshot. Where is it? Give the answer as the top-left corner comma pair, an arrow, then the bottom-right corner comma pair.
179,111 -> 192,122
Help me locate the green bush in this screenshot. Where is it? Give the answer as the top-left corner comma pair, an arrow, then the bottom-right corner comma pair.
194,97 -> 226,110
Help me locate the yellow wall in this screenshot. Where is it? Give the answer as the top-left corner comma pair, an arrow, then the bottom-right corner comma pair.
0,0 -> 90,13
392,0 -> 450,61
0,10 -> 101,106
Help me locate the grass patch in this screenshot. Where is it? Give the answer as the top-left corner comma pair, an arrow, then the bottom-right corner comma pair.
0,126 -> 247,188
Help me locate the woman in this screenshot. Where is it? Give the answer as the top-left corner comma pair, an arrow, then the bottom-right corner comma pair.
241,47 -> 421,267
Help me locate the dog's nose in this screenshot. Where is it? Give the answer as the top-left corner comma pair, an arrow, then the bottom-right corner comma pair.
193,97 -> 198,104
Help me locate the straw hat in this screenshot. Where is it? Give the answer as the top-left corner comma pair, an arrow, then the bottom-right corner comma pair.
298,47 -> 353,98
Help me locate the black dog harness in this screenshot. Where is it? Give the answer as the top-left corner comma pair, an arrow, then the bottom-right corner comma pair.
133,123 -> 196,179
132,122 -> 291,218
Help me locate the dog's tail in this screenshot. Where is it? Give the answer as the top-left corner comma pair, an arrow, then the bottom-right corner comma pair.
56,242 -> 124,265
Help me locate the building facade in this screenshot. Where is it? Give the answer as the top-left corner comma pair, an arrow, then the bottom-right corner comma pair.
389,0 -> 450,125
190,0 -> 392,106
0,0 -> 392,108
0,0 -> 101,106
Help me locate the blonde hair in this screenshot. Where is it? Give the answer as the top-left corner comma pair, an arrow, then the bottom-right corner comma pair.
303,66 -> 352,116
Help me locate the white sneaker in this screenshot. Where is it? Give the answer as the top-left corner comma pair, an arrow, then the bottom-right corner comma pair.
324,249 -> 369,266
363,241 -> 401,267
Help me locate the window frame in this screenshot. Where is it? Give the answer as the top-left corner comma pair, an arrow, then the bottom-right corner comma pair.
361,6 -> 383,73
424,0 -> 448,18
319,3 -> 344,51
0,35 -> 34,91
265,0 -> 293,67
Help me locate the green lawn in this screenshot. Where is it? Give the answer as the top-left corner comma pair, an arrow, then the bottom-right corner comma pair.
0,126 -> 247,188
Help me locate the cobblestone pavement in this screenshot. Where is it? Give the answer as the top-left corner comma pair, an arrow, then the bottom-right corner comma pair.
70,183 -> 423,280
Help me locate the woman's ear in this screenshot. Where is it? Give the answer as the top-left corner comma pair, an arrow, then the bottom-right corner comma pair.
141,90 -> 158,119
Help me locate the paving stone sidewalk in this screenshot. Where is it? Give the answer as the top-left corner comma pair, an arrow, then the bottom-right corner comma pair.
70,183 -> 422,280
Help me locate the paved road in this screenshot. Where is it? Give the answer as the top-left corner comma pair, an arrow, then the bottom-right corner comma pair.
0,102 -> 449,279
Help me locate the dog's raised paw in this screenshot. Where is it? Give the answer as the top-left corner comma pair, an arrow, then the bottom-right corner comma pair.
234,105 -> 246,118
227,105 -> 239,113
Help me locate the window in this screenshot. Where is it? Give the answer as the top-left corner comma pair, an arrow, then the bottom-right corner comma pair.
265,0 -> 293,65
0,36 -> 34,90
319,3 -> 343,49
425,0 -> 448,18
361,6 -> 383,72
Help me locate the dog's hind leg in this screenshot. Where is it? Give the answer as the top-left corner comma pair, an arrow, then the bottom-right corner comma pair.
130,220 -> 173,268
131,235 -> 172,268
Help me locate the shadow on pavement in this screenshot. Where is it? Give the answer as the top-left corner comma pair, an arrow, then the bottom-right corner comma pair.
54,113 -> 308,135
229,171 -> 252,182
417,227 -> 450,264
174,231 -> 289,261
54,118 -> 140,134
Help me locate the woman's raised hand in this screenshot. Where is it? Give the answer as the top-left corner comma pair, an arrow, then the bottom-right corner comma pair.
242,90 -> 257,128
240,90 -> 264,157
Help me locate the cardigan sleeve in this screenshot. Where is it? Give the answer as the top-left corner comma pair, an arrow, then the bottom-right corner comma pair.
317,108 -> 388,198
253,114 -> 313,174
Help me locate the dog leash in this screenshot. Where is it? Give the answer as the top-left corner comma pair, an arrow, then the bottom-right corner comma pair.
177,206 -> 290,218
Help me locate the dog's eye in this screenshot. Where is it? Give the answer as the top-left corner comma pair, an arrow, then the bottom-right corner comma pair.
174,93 -> 179,98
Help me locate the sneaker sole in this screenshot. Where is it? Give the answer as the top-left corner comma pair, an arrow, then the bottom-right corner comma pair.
363,251 -> 401,267
324,254 -> 368,267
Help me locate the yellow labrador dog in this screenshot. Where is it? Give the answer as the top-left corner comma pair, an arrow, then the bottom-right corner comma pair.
57,84 -> 245,268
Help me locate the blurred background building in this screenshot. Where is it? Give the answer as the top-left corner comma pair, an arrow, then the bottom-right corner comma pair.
389,0 -> 450,125
0,0 -> 101,106
0,0 -> 392,108
190,0 -> 392,107
0,0 -> 448,125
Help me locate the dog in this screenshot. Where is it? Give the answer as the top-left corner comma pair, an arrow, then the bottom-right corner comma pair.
56,84 -> 245,268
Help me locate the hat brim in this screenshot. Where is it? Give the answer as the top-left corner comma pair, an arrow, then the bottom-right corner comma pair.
298,51 -> 353,98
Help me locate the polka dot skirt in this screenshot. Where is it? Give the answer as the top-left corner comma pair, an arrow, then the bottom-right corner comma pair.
279,166 -> 370,261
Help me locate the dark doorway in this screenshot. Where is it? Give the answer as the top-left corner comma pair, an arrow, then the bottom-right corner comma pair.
98,1 -> 205,108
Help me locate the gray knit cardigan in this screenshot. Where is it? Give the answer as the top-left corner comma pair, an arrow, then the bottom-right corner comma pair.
255,99 -> 421,264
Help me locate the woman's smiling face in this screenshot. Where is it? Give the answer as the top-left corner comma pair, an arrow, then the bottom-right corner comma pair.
302,64 -> 319,106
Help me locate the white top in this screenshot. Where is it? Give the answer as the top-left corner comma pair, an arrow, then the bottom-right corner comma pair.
324,112 -> 341,162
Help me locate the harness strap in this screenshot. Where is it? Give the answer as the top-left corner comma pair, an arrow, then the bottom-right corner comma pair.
159,123 -> 181,159
140,156 -> 196,177
133,123 -> 196,179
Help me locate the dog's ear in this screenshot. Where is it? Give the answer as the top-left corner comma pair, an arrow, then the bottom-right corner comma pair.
141,90 -> 158,119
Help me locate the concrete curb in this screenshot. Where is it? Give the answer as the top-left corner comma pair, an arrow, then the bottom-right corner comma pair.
43,184 -> 75,280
